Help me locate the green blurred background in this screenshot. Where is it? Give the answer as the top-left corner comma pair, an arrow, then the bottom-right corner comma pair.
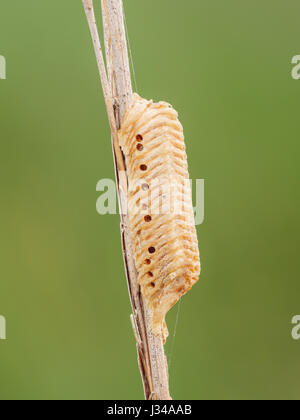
0,0 -> 300,400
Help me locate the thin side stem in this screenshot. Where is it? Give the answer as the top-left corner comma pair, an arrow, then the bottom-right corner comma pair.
82,0 -> 125,173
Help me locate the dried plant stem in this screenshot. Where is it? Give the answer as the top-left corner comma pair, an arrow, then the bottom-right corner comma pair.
82,0 -> 171,400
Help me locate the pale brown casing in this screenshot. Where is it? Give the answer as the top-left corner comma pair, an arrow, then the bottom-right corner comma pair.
119,94 -> 200,340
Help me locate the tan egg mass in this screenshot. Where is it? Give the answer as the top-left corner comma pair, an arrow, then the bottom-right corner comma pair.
119,94 -> 200,340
